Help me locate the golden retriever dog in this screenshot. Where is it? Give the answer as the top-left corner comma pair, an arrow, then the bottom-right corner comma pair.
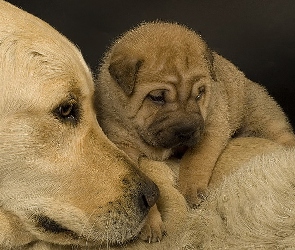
95,21 -> 295,212
0,1 -> 159,249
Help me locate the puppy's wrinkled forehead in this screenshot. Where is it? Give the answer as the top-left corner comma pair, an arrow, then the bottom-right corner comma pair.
121,22 -> 207,53
113,22 -> 213,79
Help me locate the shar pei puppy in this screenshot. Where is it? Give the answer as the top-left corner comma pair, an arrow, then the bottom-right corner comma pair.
0,1 -> 160,249
95,21 -> 295,211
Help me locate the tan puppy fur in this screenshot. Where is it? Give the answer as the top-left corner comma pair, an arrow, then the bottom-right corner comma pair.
95,22 -> 295,212
0,2 -> 159,249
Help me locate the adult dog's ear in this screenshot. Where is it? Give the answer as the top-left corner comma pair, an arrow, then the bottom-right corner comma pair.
108,54 -> 143,95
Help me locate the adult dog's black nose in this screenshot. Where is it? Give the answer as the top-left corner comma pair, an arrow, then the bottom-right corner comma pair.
122,170 -> 160,215
138,178 -> 159,212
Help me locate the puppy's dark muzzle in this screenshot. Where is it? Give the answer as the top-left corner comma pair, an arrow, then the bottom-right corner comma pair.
174,126 -> 197,143
155,121 -> 203,149
142,112 -> 204,150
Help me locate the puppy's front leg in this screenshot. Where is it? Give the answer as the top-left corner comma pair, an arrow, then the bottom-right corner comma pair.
179,133 -> 229,208
0,209 -> 35,248
139,204 -> 166,243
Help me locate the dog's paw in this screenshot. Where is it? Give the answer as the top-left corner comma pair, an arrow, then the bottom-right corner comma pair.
187,188 -> 208,209
139,219 -> 166,243
139,204 -> 166,243
180,184 -> 208,209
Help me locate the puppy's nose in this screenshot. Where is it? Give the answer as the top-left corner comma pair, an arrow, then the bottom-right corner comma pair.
139,178 -> 159,211
175,125 -> 197,141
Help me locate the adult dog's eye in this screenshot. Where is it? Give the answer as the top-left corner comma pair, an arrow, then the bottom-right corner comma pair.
148,90 -> 166,105
54,99 -> 79,125
196,86 -> 205,101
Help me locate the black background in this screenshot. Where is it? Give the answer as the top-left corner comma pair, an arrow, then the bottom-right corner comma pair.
7,0 -> 295,127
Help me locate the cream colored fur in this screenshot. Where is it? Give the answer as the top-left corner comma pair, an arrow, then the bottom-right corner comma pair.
183,139 -> 295,249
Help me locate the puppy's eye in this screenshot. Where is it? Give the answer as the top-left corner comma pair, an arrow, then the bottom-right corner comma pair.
148,90 -> 166,105
196,86 -> 205,101
54,99 -> 79,125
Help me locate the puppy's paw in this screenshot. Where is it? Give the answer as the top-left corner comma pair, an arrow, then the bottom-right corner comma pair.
179,183 -> 208,209
185,188 -> 208,209
139,204 -> 166,243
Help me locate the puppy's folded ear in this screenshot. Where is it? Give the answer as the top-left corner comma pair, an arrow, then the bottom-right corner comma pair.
108,55 -> 143,95
204,47 -> 217,81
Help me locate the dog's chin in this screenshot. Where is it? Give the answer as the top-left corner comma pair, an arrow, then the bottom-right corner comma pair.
23,209 -> 145,248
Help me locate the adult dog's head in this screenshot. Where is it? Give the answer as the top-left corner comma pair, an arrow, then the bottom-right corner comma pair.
0,2 -> 159,248
96,22 -> 215,160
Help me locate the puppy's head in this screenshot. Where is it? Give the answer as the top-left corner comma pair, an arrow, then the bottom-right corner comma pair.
0,2 -> 158,247
103,22 -> 215,158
